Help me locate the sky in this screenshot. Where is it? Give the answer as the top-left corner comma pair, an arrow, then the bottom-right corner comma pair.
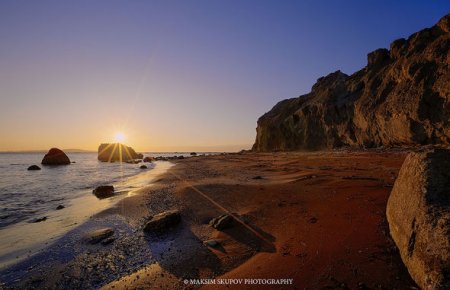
0,1 -> 448,152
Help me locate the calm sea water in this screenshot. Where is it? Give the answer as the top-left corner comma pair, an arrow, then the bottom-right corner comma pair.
0,152 -> 187,268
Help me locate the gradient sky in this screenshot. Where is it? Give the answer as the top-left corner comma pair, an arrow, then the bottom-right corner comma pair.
0,1 -> 448,151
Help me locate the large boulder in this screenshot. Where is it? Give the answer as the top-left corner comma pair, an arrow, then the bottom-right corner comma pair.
386,149 -> 450,289
253,13 -> 450,151
97,143 -> 142,162
41,148 -> 70,165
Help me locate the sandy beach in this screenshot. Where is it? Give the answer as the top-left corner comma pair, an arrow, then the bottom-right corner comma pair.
0,150 -> 420,289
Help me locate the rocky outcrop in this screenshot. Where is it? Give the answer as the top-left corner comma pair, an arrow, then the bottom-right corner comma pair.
253,14 -> 450,151
97,143 -> 143,162
41,148 -> 71,165
387,149 -> 450,289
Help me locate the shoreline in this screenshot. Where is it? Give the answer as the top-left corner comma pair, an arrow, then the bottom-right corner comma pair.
1,151 -> 419,289
0,161 -> 173,271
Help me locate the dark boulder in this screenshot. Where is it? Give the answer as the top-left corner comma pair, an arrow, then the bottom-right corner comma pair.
27,165 -> 41,171
190,152 -> 197,156
140,165 -> 147,169
387,149 -> 450,289
143,210 -> 181,233
92,185 -> 114,199
41,148 -> 70,165
56,205 -> 65,210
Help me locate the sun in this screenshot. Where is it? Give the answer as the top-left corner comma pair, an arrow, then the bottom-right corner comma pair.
114,132 -> 125,143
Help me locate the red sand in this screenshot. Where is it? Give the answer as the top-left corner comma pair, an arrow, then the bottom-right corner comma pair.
105,151 -> 418,289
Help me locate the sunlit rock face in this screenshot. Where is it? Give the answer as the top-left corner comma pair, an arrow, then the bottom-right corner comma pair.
97,143 -> 143,162
253,13 -> 450,151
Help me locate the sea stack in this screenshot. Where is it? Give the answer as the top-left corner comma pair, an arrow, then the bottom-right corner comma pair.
97,143 -> 143,162
41,148 -> 71,165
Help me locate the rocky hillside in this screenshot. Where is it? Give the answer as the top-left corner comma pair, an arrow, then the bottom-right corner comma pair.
253,14 -> 450,151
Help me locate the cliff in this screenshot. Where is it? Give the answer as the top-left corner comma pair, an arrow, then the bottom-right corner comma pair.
253,14 -> 450,151
98,143 -> 143,162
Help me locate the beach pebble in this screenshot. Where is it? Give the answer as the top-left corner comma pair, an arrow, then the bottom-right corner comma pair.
92,185 -> 114,199
84,228 -> 114,244
209,214 -> 234,230
140,165 -> 147,169
27,165 -> 41,171
143,210 -> 181,233
101,237 -> 115,245
56,205 -> 65,210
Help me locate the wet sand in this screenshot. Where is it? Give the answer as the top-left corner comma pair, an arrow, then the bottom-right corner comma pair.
0,150 -> 418,289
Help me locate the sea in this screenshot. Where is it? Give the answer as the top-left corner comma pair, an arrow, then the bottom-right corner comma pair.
0,152 -> 196,269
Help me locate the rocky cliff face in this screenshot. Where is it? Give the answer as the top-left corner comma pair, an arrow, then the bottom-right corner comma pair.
253,14 -> 450,151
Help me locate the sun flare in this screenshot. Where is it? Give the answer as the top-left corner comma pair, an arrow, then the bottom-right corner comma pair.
114,132 -> 125,142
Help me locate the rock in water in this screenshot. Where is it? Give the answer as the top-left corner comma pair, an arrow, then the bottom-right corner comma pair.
92,185 -> 114,199
41,148 -> 70,165
27,165 -> 41,170
143,156 -> 153,162
97,143 -> 142,162
140,165 -> 147,169
143,210 -> 181,233
386,149 -> 450,289
253,14 -> 450,151
84,228 -> 114,244
209,214 -> 234,230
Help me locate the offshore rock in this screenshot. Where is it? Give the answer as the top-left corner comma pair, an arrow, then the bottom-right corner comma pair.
98,143 -> 142,162
41,148 -> 71,165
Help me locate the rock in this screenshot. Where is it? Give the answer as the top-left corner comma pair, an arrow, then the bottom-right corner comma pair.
92,185 -> 114,199
139,165 -> 147,169
209,214 -> 234,230
386,149 -> 450,289
143,210 -> 181,233
190,152 -> 197,156
84,228 -> 114,244
31,217 -> 47,223
253,14 -> 450,151
56,205 -> 65,210
27,165 -> 41,171
41,148 -> 70,165
97,143 -> 142,162
204,240 -> 219,247
143,157 -> 153,162
101,237 -> 115,245
252,176 -> 263,180
367,48 -> 390,69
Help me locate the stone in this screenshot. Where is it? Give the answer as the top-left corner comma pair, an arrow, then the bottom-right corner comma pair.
253,14 -> 450,151
41,148 -> 70,165
92,185 -> 114,199
209,214 -> 234,230
204,240 -> 219,247
140,165 -> 147,169
190,152 -> 197,156
27,165 -> 41,170
84,228 -> 114,244
386,149 -> 450,289
143,157 -> 153,162
143,210 -> 181,233
56,205 -> 65,210
97,143 -> 142,162
31,217 -> 47,223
